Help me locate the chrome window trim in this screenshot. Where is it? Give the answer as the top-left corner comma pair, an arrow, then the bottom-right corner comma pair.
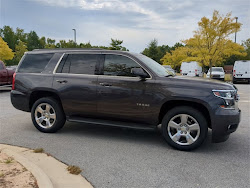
52,53 -> 65,74
52,52 -> 153,80
53,73 -> 99,77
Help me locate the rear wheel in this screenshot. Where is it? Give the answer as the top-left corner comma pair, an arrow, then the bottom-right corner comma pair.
161,106 -> 208,151
31,97 -> 65,133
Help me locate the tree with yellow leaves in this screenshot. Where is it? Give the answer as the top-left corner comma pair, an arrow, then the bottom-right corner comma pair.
0,37 -> 14,61
161,10 -> 246,77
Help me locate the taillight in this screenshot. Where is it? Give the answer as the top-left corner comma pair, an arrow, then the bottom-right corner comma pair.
12,73 -> 16,90
180,70 -> 182,73
195,69 -> 197,72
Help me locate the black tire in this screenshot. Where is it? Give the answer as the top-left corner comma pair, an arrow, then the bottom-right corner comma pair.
161,106 -> 208,151
31,97 -> 66,133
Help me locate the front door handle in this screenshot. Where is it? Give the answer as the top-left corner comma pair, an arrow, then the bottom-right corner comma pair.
99,83 -> 112,87
56,80 -> 68,84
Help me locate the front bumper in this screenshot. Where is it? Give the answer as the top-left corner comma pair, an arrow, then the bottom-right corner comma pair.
206,75 -> 224,80
211,107 -> 241,143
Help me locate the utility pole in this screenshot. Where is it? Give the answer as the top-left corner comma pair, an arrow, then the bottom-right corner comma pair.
235,17 -> 238,43
72,29 -> 76,46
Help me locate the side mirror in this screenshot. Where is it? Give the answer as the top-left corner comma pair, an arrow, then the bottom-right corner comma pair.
131,68 -> 149,80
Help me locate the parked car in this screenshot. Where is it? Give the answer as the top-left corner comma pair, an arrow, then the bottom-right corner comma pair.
11,49 -> 241,150
206,67 -> 225,80
0,61 -> 15,86
180,61 -> 203,77
162,65 -> 176,76
233,60 -> 250,84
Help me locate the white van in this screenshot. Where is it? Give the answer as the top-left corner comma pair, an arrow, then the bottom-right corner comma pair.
180,61 -> 203,77
233,60 -> 250,84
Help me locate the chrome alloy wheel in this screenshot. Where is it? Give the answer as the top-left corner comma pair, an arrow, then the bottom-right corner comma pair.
167,114 -> 200,145
35,103 -> 56,129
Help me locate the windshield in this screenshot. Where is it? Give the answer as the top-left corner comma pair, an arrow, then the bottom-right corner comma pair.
134,54 -> 169,77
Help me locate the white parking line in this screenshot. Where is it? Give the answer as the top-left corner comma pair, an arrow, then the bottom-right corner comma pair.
239,100 -> 250,103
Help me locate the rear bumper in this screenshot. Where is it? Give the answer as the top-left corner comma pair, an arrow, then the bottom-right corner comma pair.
233,77 -> 250,83
11,90 -> 30,112
211,107 -> 241,143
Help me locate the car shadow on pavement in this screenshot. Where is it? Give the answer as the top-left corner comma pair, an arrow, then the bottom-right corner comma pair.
58,122 -> 218,152
60,122 -> 244,154
62,122 -> 166,146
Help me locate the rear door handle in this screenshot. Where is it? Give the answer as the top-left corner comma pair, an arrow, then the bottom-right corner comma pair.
99,83 -> 112,87
56,80 -> 68,84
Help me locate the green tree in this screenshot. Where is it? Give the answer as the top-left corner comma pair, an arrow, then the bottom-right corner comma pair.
0,37 -> 14,61
39,36 -> 46,49
27,31 -> 40,50
109,38 -> 128,51
11,40 -> 28,65
15,28 -> 27,43
142,39 -> 158,62
142,39 -> 177,64
0,26 -> 16,51
170,42 -> 184,52
79,42 -> 92,48
56,40 -> 75,48
242,38 -> 250,59
45,38 -> 56,48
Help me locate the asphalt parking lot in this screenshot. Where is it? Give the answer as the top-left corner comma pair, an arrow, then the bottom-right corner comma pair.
0,84 -> 249,188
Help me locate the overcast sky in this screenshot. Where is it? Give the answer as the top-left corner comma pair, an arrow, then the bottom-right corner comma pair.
0,0 -> 249,52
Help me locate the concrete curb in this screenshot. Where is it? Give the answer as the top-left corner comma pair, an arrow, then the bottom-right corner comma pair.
0,144 -> 93,188
2,148 -> 54,188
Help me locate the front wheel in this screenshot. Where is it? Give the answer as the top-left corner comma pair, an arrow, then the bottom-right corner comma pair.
161,106 -> 208,151
31,97 -> 66,133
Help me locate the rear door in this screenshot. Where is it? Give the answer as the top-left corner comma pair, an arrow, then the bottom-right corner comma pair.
96,54 -> 155,124
53,53 -> 102,118
235,62 -> 244,77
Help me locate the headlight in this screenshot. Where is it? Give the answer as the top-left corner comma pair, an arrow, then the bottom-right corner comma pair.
212,90 -> 237,109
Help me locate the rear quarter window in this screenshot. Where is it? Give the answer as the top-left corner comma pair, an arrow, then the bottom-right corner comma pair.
18,53 -> 54,73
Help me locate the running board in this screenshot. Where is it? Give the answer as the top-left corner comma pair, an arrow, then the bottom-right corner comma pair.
67,117 -> 156,131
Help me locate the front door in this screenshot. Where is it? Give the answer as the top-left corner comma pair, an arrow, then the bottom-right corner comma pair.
97,54 -> 155,124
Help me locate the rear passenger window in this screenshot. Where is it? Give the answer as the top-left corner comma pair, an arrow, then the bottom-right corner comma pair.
57,54 -> 99,75
18,53 -> 54,73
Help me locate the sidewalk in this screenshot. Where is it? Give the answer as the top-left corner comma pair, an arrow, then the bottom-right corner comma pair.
0,144 -> 93,188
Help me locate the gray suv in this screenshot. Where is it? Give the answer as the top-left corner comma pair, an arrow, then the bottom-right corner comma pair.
11,49 -> 241,150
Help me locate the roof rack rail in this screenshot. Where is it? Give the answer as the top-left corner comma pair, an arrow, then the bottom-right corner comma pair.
32,48 -> 105,51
